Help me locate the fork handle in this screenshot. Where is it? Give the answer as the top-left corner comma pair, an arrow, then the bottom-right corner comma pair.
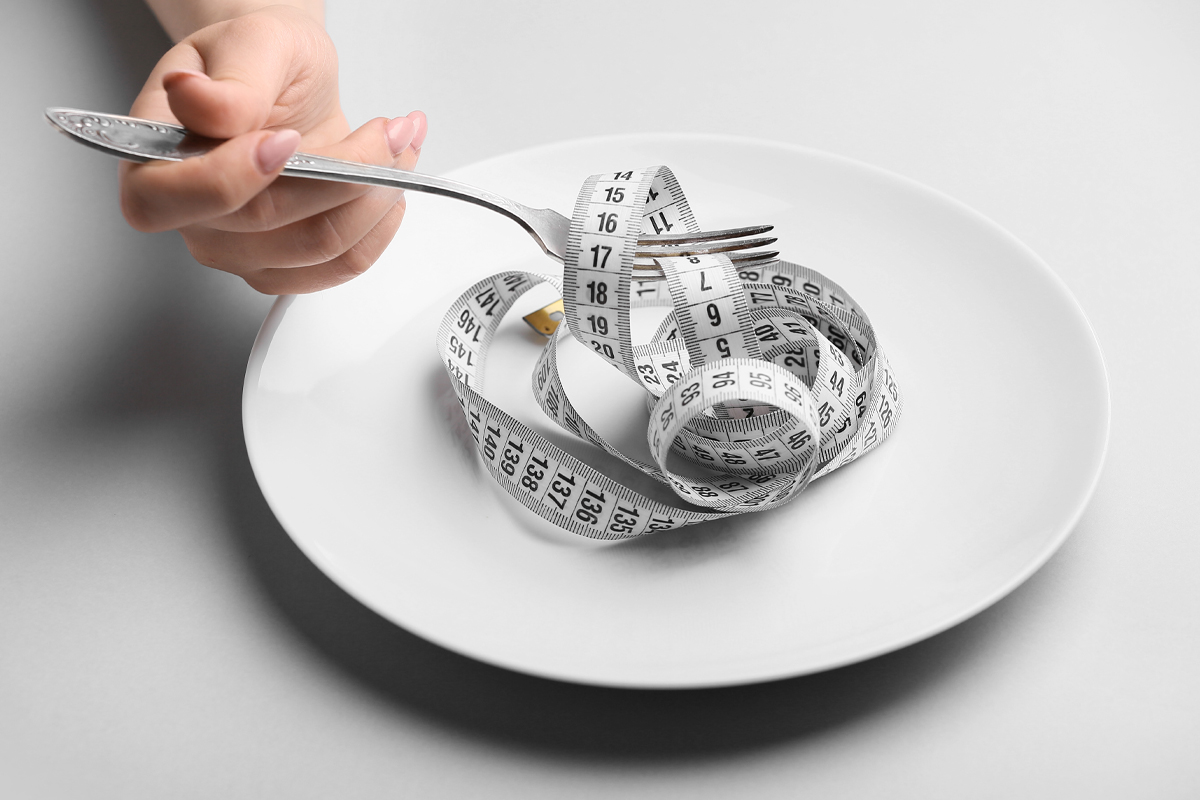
281,152 -> 534,226
45,107 -> 538,233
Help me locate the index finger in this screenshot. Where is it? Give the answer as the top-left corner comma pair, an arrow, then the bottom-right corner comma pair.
119,128 -> 300,233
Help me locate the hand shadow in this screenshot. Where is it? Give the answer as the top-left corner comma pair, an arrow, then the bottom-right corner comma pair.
73,0 -> 173,107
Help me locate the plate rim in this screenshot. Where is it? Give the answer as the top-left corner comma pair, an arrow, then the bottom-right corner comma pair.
243,133 -> 1111,688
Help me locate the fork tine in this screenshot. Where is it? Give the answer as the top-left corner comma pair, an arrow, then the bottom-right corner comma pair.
724,251 -> 782,267
631,249 -> 780,268
633,235 -> 777,259
629,224 -> 781,279
728,250 -> 781,267
636,224 -> 774,245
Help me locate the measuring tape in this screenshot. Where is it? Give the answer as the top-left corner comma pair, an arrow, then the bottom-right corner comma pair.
436,166 -> 902,539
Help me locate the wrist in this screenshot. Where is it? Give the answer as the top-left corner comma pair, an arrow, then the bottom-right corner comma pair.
147,1 -> 324,42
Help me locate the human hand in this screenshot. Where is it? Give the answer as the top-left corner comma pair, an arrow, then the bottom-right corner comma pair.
120,4 -> 426,294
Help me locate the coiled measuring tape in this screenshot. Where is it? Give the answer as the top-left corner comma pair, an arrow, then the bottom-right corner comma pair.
436,166 -> 902,539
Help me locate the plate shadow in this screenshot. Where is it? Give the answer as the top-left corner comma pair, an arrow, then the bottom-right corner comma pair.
221,409 -> 1046,759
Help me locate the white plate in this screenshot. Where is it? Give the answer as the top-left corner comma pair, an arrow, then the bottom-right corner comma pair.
243,135 -> 1109,688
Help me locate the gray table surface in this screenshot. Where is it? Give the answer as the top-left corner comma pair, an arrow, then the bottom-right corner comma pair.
3,0 -> 1198,797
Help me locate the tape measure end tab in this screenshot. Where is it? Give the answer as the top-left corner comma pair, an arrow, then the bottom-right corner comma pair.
523,299 -> 565,337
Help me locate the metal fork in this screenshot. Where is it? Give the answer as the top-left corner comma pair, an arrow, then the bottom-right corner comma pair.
45,108 -> 777,279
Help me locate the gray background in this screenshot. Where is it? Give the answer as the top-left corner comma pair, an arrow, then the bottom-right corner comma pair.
3,0 -> 1198,797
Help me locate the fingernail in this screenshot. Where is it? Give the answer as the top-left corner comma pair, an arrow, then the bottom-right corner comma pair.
407,110 -> 427,150
386,116 -> 415,156
162,69 -> 211,89
255,129 -> 301,173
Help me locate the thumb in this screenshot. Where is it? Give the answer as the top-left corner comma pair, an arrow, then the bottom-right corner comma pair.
161,68 -> 279,139
162,9 -> 331,138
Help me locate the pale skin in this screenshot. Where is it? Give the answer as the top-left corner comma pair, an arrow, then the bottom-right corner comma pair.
122,0 -> 425,294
